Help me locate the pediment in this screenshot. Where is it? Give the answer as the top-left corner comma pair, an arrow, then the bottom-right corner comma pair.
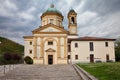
40,27 -> 61,32
45,48 -> 56,52
32,24 -> 68,34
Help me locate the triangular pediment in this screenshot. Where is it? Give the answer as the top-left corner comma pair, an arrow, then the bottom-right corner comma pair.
45,48 -> 56,52
32,24 -> 68,34
40,27 -> 61,32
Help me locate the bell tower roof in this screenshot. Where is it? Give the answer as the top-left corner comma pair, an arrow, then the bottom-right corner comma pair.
68,8 -> 77,18
69,8 -> 75,13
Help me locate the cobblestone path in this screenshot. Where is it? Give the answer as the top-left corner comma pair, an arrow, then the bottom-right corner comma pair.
0,64 -> 81,80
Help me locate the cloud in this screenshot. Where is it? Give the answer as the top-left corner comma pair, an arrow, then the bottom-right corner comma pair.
77,11 -> 98,25
78,11 -> 120,38
0,0 -> 18,17
0,0 -> 120,45
82,0 -> 120,15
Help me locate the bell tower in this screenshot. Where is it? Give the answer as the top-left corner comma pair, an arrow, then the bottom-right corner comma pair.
68,8 -> 77,35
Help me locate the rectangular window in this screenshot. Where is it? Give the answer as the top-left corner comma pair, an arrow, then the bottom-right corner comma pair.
48,41 -> 53,45
43,20 -> 45,25
30,41 -> 32,45
105,42 -> 108,47
68,55 -> 71,59
68,45 -> 71,52
49,19 -> 54,24
75,55 -> 78,60
75,43 -> 78,48
58,20 -> 61,26
29,50 -> 32,54
90,42 -> 94,51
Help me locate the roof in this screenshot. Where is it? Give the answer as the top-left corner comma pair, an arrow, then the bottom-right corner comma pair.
32,23 -> 68,34
67,8 -> 77,17
41,4 -> 63,18
23,36 -> 33,39
69,8 -> 75,13
68,36 -> 116,43
46,4 -> 62,14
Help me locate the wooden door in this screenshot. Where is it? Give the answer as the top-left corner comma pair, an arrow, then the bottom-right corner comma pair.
48,55 -> 53,65
90,54 -> 94,63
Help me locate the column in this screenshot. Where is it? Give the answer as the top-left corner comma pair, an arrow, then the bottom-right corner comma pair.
64,37 -> 67,58
57,37 -> 60,58
40,37 -> 44,57
34,37 -> 37,58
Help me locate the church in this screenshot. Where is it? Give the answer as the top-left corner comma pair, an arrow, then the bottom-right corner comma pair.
23,4 -> 115,65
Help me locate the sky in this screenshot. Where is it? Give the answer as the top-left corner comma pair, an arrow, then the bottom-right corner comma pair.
0,0 -> 120,45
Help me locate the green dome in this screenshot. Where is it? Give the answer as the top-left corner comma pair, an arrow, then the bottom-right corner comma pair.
44,4 -> 62,15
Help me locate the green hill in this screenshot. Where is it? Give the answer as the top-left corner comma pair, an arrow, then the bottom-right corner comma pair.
0,36 -> 24,55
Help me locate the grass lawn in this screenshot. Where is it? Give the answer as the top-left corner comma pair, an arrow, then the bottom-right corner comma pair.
77,62 -> 120,80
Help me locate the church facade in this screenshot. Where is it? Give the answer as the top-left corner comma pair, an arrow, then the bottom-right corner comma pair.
23,4 -> 115,65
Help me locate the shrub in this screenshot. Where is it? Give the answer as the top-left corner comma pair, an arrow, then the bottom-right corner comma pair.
95,60 -> 102,63
2,52 -> 22,64
106,60 -> 113,62
24,56 -> 33,64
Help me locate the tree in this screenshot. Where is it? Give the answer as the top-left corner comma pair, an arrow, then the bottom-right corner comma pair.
115,41 -> 120,61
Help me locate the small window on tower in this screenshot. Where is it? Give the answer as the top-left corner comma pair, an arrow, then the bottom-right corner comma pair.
71,17 -> 75,24
48,41 -> 53,45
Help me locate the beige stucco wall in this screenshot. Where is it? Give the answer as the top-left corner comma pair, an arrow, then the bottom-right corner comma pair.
41,15 -> 62,26
24,32 -> 67,65
70,41 -> 115,64
24,39 -> 34,59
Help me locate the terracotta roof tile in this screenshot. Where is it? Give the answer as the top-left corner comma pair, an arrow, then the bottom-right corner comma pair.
68,36 -> 116,43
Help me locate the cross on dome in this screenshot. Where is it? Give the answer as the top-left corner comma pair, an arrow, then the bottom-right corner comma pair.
50,4 -> 54,8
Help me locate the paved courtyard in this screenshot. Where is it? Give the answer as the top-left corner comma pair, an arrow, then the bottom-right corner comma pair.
0,64 -> 81,80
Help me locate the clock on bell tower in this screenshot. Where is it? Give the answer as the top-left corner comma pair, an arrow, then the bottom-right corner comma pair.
68,8 -> 77,35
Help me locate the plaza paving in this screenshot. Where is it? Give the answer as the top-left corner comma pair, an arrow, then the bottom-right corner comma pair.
0,64 -> 81,80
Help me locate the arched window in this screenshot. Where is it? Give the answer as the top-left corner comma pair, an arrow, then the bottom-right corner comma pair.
71,17 -> 75,24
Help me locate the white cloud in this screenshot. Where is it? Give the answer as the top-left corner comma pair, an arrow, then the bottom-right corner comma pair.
18,12 -> 35,20
4,0 -> 18,10
75,0 -> 86,11
77,11 -> 97,25
27,7 -> 36,13
78,11 -> 120,38
0,0 -> 120,45
0,0 -> 18,17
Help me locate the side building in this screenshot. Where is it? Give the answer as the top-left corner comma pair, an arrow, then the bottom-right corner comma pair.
68,37 -> 115,64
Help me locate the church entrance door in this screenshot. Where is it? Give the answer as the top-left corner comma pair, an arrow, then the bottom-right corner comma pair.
48,55 -> 53,65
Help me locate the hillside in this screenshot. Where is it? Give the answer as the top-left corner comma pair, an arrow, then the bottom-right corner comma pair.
0,36 -> 24,55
